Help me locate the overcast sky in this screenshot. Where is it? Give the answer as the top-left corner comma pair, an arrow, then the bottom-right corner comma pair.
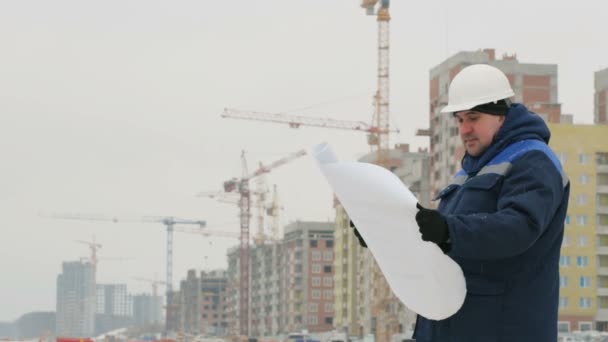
1,0 -> 606,321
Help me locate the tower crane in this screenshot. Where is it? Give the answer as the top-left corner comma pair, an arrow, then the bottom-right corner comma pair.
200,149 -> 306,336
47,213 -> 207,334
76,238 -> 102,269
361,0 -> 391,166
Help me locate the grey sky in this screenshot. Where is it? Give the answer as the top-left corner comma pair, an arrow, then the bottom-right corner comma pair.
1,0 -> 606,321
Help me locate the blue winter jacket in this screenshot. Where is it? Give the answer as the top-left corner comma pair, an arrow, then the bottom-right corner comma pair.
413,104 -> 570,342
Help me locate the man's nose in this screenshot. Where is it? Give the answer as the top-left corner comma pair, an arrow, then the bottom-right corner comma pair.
459,121 -> 472,135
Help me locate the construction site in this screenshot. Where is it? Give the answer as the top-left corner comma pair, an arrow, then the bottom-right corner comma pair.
4,0 -> 608,342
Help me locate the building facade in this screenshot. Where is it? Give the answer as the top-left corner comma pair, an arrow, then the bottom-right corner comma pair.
549,123 -> 608,332
96,284 -> 132,316
250,243 -> 283,336
56,261 -> 96,338
594,67 -> 608,125
281,221 -> 335,334
132,294 -> 163,327
172,269 -> 229,336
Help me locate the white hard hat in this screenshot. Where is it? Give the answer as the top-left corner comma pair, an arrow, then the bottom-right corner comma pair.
440,64 -> 515,113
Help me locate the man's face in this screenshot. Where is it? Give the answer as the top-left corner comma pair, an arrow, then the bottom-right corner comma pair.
454,110 -> 505,157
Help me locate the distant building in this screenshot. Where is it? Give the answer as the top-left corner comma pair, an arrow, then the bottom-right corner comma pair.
56,261 -> 96,337
172,269 -> 229,336
250,243 -> 283,336
132,294 -> 163,327
227,221 -> 334,336
428,48 -> 564,196
96,284 -> 132,316
95,284 -> 133,335
595,67 -> 608,125
281,221 -> 335,333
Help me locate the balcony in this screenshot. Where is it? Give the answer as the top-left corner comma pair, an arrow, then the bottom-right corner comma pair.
598,267 -> 608,275
597,309 -> 608,321
599,186 -> 608,194
598,164 -> 608,174
598,225 -> 608,235
599,288 -> 608,296
598,206 -> 608,215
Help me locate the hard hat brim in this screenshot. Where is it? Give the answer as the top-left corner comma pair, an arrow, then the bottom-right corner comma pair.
440,90 -> 515,114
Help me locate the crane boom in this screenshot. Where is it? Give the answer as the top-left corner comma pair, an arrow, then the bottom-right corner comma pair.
222,108 -> 398,134
248,149 -> 307,179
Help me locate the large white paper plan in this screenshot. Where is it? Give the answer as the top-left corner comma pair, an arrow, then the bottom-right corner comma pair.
312,142 -> 466,320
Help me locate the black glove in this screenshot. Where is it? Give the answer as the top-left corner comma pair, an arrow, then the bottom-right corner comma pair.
349,220 -> 367,248
415,203 -> 450,248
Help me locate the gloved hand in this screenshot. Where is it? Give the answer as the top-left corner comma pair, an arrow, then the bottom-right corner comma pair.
349,220 -> 367,248
415,203 -> 450,248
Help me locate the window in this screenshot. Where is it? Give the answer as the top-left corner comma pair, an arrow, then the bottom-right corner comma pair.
324,303 -> 334,312
308,303 -> 318,312
579,297 -> 592,308
559,298 -> 569,309
579,153 -> 591,164
312,251 -> 321,261
577,256 -> 589,267
308,315 -> 318,325
323,251 -> 333,261
597,152 -> 608,165
579,174 -> 590,185
560,276 -> 569,288
324,289 -> 333,300
312,277 -> 321,287
557,152 -> 568,165
565,215 -> 571,225
600,214 -> 608,226
562,235 -> 569,247
324,265 -> 332,273
311,289 -> 321,299
580,276 -> 591,288
560,255 -> 571,267
326,240 -> 334,248
558,321 -> 570,332
323,277 -> 333,287
577,215 -> 588,226
579,322 -> 593,331
325,317 -> 333,325
579,235 -> 589,247
577,194 -> 588,206
312,264 -> 321,274
310,240 -> 318,248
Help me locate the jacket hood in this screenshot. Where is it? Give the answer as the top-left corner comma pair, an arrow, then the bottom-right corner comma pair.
462,103 -> 551,175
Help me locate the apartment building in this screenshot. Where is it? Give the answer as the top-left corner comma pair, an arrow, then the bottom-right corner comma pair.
595,67 -> 608,125
549,123 -> 608,332
56,261 -> 96,338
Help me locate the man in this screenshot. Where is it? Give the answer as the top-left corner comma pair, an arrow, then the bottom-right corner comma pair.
352,64 -> 569,341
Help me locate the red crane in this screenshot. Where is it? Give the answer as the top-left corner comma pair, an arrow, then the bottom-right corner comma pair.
202,149 -> 306,336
